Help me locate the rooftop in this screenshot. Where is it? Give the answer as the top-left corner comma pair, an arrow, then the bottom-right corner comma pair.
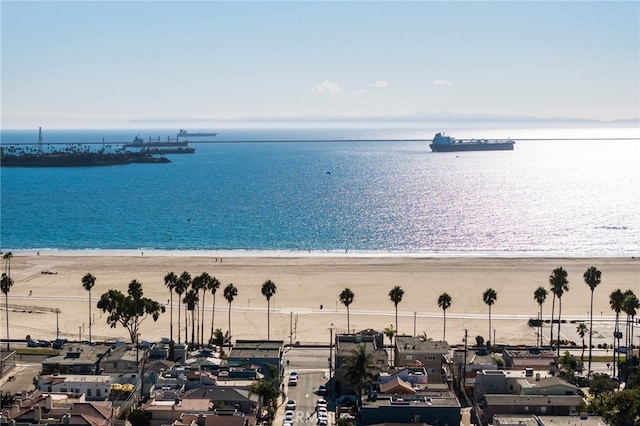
395,336 -> 450,354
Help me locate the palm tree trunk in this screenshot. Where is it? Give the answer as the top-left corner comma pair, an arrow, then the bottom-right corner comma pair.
538,304 -> 543,346
169,291 -> 174,343
5,293 -> 9,351
395,306 -> 398,339
185,303 -> 188,346
347,306 -> 350,333
613,312 -> 619,377
201,292 -> 206,347
557,298 -> 563,356
210,294 -> 216,343
191,309 -> 196,346
443,309 -> 447,341
177,300 -> 182,344
613,313 -> 619,377
228,303 -> 232,345
488,306 -> 492,346
88,290 -> 92,342
550,295 -> 556,350
588,290 -> 594,375
267,300 -> 271,340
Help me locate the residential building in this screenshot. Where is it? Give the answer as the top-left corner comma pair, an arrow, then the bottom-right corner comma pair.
360,388 -> 461,426
2,391 -> 112,426
102,344 -> 141,374
502,347 -> 558,371
334,330 -> 388,394
394,336 -> 451,385
37,374 -> 111,400
41,344 -> 112,375
227,340 -> 284,380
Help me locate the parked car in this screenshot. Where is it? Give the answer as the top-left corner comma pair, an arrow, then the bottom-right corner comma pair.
317,384 -> 327,395
52,338 -> 68,349
27,339 -> 40,347
288,376 -> 298,386
285,399 -> 296,411
38,340 -> 51,347
615,346 -> 628,354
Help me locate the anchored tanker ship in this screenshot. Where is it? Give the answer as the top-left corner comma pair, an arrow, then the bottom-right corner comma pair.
429,132 -> 515,152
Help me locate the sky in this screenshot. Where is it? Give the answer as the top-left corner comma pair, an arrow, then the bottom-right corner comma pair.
1,1 -> 639,129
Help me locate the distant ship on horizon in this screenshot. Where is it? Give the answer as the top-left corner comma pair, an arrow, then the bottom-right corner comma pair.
177,129 -> 217,138
429,132 -> 515,152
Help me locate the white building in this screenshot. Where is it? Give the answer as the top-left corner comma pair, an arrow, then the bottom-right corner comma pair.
38,374 -> 111,400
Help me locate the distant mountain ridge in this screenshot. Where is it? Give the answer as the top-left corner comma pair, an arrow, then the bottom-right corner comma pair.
130,112 -> 639,125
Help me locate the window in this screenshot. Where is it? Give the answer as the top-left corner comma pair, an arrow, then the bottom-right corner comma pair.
87,389 -> 92,397
97,389 -> 101,397
404,355 -> 414,360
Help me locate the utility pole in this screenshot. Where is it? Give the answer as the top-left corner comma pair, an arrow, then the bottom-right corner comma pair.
463,329 -> 468,391
413,312 -> 417,337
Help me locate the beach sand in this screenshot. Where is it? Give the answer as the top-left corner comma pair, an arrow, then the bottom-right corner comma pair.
3,254 -> 639,347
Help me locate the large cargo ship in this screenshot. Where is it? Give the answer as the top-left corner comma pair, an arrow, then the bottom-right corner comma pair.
124,136 -> 189,148
429,132 -> 515,152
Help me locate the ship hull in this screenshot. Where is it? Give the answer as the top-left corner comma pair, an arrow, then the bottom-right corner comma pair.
430,142 -> 514,152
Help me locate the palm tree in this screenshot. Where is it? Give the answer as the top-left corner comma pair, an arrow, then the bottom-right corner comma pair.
388,286 -> 404,338
191,274 -> 205,347
261,279 -> 277,340
224,283 -> 238,345
622,291 -> 639,357
195,272 -> 214,347
208,277 -> 221,343
248,363 -> 283,426
174,272 -> 189,344
549,267 -> 569,355
342,343 -> 375,409
339,288 -> 355,333
383,324 -> 396,366
576,323 -> 588,362
3,252 -> 12,277
437,293 -> 452,341
609,288 -> 625,377
382,324 -> 396,347
183,289 -> 199,347
1,273 -> 14,351
533,286 -> 548,347
178,271 -> 192,345
583,266 -> 601,376
81,273 -> 96,342
482,288 -> 497,347
164,272 -> 178,343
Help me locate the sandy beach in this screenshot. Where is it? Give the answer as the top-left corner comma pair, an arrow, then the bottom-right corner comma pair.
2,254 -> 638,348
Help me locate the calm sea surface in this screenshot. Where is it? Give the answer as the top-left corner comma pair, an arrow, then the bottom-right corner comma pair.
1,126 -> 639,256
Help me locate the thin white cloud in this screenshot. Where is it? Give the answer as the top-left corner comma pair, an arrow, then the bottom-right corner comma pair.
370,81 -> 388,88
433,80 -> 454,86
312,80 -> 343,95
350,89 -> 367,96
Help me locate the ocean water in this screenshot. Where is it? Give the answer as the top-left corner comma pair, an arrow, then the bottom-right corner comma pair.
1,126 -> 639,256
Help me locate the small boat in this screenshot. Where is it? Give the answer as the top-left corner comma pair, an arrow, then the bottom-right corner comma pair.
429,132 -> 515,152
